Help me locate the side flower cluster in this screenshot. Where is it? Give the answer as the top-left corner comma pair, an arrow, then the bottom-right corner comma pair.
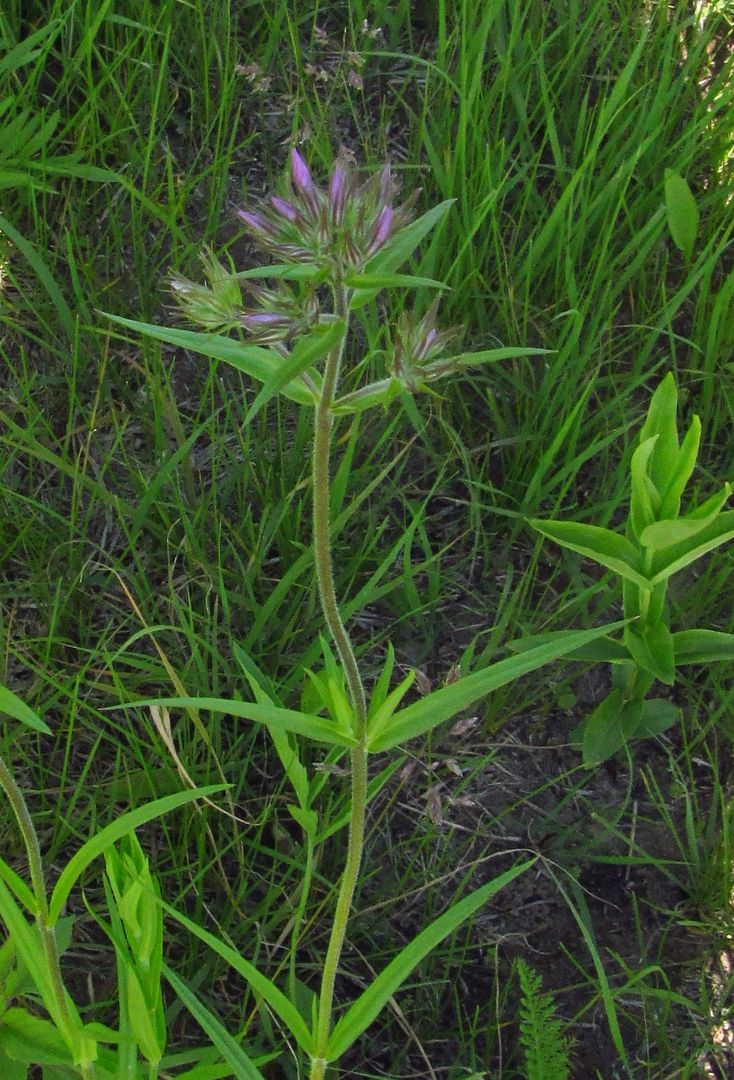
390,299 -> 464,391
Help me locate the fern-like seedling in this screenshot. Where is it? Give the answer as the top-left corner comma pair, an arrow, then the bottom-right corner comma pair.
516,958 -> 574,1080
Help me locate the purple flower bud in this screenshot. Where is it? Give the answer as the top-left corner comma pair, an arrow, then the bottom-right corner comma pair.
269,196 -> 299,223
290,147 -> 319,217
366,205 -> 393,256
414,327 -> 438,361
291,147 -> 314,193
329,163 -> 347,225
377,161 -> 394,204
242,312 -> 289,327
235,208 -> 276,236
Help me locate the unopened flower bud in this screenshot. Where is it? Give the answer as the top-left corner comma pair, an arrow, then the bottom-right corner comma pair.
329,162 -> 347,225
291,147 -> 319,217
270,196 -> 300,223
236,208 -> 276,236
242,311 -> 290,328
366,205 -> 393,256
414,327 -> 438,361
377,161 -> 395,204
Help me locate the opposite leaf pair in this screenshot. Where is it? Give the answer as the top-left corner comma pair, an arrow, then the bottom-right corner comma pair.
518,373 -> 734,765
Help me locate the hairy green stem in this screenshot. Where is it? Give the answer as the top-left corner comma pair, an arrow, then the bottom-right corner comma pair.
310,287 -> 369,1079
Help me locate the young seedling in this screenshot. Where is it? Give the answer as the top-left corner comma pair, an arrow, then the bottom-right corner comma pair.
518,373 -> 734,765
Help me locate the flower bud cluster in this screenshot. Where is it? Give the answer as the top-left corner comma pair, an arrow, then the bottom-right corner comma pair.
390,299 -> 464,391
169,248 -> 319,345
235,147 -> 419,274
169,247 -> 244,332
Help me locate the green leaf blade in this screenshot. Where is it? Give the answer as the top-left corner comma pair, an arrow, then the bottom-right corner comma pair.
159,902 -> 313,1054
120,697 -> 357,748
0,684 -> 52,735
102,315 -> 319,405
326,859 -> 535,1060
530,520 -> 648,588
664,170 -> 699,262
48,786 -> 228,925
163,966 -> 267,1080
368,620 -> 629,752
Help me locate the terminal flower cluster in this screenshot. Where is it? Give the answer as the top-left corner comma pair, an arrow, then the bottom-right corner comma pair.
236,147 -> 419,272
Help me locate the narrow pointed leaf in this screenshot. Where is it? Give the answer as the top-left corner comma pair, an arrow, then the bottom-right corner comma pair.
163,966 -> 267,1080
236,263 -> 323,281
530,520 -> 648,588
640,484 -> 730,550
439,346 -> 550,370
366,670 -> 416,745
506,631 -> 629,664
48,785 -> 227,925
369,620 -> 628,752
350,200 -> 455,309
326,859 -> 535,1060
158,900 -> 313,1054
659,415 -> 701,518
629,436 -> 660,540
639,373 -> 680,493
103,315 -> 319,404
345,272 -> 447,291
0,683 -> 52,735
0,855 -> 37,914
649,510 -> 734,586
673,629 -> 734,664
121,697 -> 357,748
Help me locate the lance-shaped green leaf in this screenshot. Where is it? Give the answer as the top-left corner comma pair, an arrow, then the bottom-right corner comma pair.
638,373 -> 680,494
640,484 -> 731,551
332,377 -> 403,415
0,684 -> 52,735
349,200 -> 455,309
659,414 -> 701,519
103,315 -> 320,405
422,346 -> 551,379
235,263 -> 324,281
0,880 -> 95,1068
506,630 -> 629,664
163,966 -> 268,1080
325,859 -> 535,1060
243,319 -> 345,423
0,854 -> 38,915
664,170 -> 699,262
529,520 -> 649,589
582,692 -> 643,767
345,271 -> 448,292
366,670 -> 416,745
48,785 -> 228,925
629,436 -> 660,540
649,509 -> 734,586
368,620 -> 628,752
624,623 -> 675,685
120,696 -> 357,749
673,629 -> 734,664
158,899 -> 313,1054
